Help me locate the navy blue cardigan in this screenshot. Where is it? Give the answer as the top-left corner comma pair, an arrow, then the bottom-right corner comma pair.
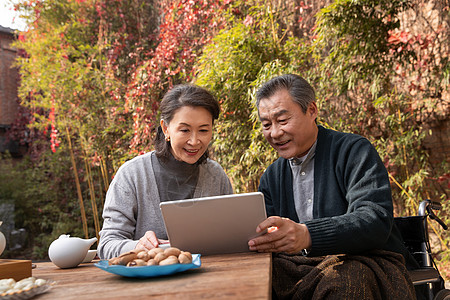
258,126 -> 415,267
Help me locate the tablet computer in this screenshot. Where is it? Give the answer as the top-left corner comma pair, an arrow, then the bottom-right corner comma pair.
159,192 -> 267,255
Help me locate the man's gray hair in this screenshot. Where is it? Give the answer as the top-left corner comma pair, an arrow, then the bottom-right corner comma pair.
255,74 -> 315,113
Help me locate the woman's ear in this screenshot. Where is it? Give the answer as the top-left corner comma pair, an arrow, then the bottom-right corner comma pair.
160,119 -> 168,135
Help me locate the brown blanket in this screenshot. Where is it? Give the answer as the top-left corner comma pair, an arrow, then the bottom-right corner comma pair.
272,250 -> 416,300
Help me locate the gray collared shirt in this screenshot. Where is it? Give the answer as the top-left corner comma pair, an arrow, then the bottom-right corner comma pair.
289,140 -> 317,223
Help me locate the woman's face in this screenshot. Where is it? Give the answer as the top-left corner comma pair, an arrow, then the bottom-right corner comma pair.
161,106 -> 213,164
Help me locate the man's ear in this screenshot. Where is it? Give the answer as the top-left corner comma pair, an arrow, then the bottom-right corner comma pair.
308,102 -> 318,117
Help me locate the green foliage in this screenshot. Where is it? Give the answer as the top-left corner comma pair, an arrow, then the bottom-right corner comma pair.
0,148 -> 99,259
125,0 -> 228,152
314,0 -> 411,97
312,0 -> 449,216
11,0 -> 160,246
196,3 -> 313,192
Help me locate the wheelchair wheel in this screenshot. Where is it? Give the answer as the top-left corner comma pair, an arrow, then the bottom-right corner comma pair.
434,289 -> 450,300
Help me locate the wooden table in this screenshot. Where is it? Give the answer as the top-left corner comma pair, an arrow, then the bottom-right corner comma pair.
32,252 -> 272,299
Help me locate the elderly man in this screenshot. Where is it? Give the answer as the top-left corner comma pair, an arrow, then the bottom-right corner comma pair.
248,74 -> 417,299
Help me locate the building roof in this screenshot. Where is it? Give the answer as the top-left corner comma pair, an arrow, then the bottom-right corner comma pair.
0,25 -> 16,35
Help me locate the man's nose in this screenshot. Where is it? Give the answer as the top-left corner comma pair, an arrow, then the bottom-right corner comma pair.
271,124 -> 283,139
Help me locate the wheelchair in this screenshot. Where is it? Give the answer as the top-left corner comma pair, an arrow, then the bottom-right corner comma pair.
395,200 -> 450,300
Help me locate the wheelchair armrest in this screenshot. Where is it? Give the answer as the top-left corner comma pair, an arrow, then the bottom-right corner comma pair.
409,267 -> 441,285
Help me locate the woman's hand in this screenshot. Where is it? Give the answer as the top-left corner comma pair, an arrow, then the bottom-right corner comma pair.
135,231 -> 160,251
248,216 -> 312,254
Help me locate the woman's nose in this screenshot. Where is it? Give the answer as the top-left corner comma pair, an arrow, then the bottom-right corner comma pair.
188,132 -> 200,145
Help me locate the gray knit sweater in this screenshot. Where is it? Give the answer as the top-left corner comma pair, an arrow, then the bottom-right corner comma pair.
98,151 -> 233,259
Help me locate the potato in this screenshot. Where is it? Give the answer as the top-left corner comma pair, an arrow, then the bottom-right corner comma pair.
108,247 -> 193,267
127,259 -> 147,267
118,251 -> 140,265
108,257 -> 119,265
148,247 -> 164,259
178,252 -> 192,264
180,251 -> 192,260
159,255 -> 179,266
164,247 -> 181,257
154,252 -> 168,264
137,251 -> 150,261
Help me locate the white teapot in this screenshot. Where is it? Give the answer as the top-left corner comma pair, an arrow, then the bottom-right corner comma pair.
48,234 -> 97,268
0,222 -> 5,256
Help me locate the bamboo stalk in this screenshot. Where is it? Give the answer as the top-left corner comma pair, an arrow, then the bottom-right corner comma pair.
397,108 -> 409,179
84,154 -> 100,242
65,126 -> 89,239
102,156 -> 109,188
97,167 -> 105,210
99,154 -> 109,207
388,172 -> 417,215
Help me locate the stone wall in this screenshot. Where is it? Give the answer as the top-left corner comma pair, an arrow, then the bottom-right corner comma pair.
0,26 -> 19,126
424,120 -> 450,167
0,25 -> 20,155
400,0 -> 449,191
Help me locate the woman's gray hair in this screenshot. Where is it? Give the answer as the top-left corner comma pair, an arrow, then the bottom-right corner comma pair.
255,74 -> 315,113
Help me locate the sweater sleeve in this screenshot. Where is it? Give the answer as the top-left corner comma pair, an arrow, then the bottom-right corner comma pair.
305,137 -> 394,256
259,168 -> 276,217
258,158 -> 298,221
98,171 -> 139,259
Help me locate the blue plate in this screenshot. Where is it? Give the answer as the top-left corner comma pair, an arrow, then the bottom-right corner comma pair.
94,254 -> 201,278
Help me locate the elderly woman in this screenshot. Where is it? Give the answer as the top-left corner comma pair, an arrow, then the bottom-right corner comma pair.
98,84 -> 233,259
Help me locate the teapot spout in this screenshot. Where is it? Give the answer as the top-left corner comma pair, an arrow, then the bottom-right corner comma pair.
85,237 -> 97,247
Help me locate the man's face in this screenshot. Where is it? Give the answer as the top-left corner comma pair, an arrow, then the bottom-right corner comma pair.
258,89 -> 318,159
